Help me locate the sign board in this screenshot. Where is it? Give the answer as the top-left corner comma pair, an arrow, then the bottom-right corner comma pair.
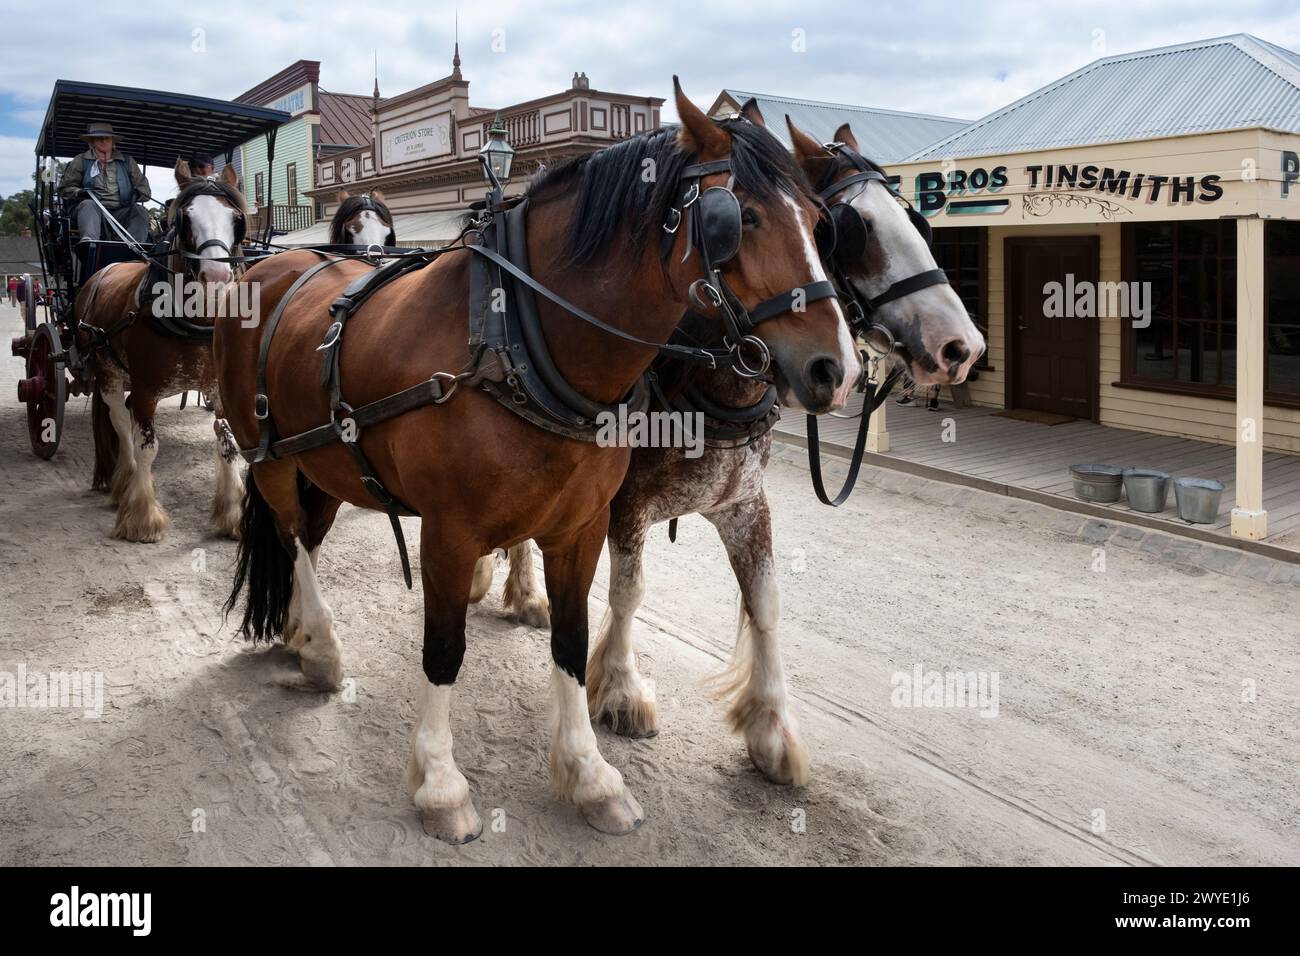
381,114 -> 452,165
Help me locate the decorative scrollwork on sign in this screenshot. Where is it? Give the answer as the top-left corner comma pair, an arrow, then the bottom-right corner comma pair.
1022,193 -> 1130,219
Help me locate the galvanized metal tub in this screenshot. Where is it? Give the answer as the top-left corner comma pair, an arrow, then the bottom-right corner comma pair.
1069,464 -> 1123,503
1173,477 -> 1224,524
1122,468 -> 1171,513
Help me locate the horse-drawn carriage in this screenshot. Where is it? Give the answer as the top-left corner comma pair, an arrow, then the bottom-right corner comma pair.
11,80 -> 288,459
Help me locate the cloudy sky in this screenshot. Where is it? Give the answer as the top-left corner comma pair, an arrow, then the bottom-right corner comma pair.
2,0 -> 1298,198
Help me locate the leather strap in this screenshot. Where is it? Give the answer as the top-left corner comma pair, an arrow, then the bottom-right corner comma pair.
468,242 -> 729,370
866,269 -> 949,311
806,366 -> 904,507
252,256 -> 340,463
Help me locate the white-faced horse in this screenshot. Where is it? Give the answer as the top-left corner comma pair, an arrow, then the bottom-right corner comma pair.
482,111 -> 984,784
83,160 -> 250,541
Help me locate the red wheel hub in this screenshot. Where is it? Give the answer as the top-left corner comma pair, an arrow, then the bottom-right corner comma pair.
17,375 -> 46,403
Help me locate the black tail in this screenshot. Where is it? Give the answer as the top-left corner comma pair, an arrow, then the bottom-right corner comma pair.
224,473 -> 294,641
90,382 -> 119,491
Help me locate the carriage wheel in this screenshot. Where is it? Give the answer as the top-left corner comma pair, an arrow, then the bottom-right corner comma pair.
17,322 -> 66,459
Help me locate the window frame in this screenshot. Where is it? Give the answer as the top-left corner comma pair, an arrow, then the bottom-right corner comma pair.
1118,219 -> 1300,410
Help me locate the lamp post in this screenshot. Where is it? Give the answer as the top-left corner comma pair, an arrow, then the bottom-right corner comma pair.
478,113 -> 515,206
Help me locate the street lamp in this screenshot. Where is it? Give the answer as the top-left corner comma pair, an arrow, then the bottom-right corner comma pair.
478,114 -> 515,200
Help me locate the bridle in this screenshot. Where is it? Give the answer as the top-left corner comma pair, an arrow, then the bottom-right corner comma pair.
803,143 -> 953,508
338,195 -> 396,246
816,142 -> 948,338
660,158 -> 838,379
170,180 -> 249,276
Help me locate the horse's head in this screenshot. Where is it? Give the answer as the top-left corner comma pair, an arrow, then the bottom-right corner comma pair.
789,122 -> 984,385
331,190 -> 395,247
667,82 -> 861,413
171,159 -> 248,287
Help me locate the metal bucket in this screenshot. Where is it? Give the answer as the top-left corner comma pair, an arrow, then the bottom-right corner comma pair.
1069,464 -> 1123,503
1122,468 -> 1171,513
1174,477 -> 1224,524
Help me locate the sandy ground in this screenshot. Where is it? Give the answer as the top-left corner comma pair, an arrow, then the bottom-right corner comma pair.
1,300 -> 1297,867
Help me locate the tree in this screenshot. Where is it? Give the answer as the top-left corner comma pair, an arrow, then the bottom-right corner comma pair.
0,191 -> 36,236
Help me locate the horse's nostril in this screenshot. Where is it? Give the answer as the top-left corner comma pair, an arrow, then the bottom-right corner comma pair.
941,339 -> 971,368
806,356 -> 844,391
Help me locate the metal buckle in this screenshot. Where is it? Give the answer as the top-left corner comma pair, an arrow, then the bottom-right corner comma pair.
663,207 -> 682,235
253,393 -> 269,420
680,182 -> 701,209
316,321 -> 342,351
688,278 -> 724,311
729,334 -> 771,379
365,243 -> 385,260
862,322 -> 897,358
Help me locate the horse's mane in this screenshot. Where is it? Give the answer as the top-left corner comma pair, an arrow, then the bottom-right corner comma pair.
169,176 -> 249,228
330,194 -> 396,245
526,118 -> 809,268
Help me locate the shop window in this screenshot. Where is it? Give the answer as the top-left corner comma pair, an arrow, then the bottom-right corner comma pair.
287,163 -> 298,207
1269,221 -> 1300,398
254,171 -> 264,207
1123,219 -> 1300,405
931,226 -> 989,368
1125,220 -> 1234,389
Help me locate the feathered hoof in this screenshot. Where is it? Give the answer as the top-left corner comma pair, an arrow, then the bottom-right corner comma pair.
210,501 -> 242,540
505,592 -> 550,629
744,715 -> 810,787
112,501 -> 170,543
297,643 -> 344,691
579,789 -> 645,835
419,798 -> 483,845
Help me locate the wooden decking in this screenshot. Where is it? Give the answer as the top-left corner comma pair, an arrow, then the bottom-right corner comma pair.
775,397 -> 1300,556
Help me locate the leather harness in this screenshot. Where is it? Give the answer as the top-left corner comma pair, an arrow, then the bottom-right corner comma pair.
237,153 -> 836,586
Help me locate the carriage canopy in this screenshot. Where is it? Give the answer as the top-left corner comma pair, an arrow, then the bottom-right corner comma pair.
35,79 -> 291,167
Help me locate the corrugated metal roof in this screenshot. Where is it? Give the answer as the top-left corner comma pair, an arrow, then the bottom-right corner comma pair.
908,33 -> 1300,161
278,209 -> 469,247
318,91 -> 375,148
720,90 -> 969,163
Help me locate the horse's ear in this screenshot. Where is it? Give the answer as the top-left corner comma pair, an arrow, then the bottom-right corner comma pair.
336,189 -> 350,202
739,98 -> 766,127
833,123 -> 860,152
174,157 -> 192,187
369,189 -> 385,203
787,117 -> 833,185
220,164 -> 238,189
674,77 -> 729,158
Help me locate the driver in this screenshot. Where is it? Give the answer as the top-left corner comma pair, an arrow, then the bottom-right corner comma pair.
59,121 -> 152,244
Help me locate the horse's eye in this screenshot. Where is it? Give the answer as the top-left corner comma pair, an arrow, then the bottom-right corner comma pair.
741,208 -> 759,228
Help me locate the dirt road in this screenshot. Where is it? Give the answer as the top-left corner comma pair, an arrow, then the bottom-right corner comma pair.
1,302 -> 1296,866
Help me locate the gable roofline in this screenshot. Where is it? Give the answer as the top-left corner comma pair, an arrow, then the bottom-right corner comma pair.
721,88 -> 970,125
906,33 -> 1300,161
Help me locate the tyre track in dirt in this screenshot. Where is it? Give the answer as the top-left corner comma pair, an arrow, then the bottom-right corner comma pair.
4,302 -> 1298,866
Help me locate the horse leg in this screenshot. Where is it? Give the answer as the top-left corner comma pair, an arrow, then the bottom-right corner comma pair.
502,541 -> 550,627
210,403 -> 243,539
405,520 -> 482,844
467,552 -> 496,605
100,377 -> 135,505
704,493 -> 809,786
585,513 -> 657,737
113,390 -> 169,542
91,380 -> 121,492
542,513 -> 645,834
281,479 -> 344,689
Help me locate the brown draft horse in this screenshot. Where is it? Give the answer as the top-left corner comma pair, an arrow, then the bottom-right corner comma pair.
81,161 -> 249,541
483,112 -> 986,784
329,189 -> 395,246
216,82 -> 860,842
